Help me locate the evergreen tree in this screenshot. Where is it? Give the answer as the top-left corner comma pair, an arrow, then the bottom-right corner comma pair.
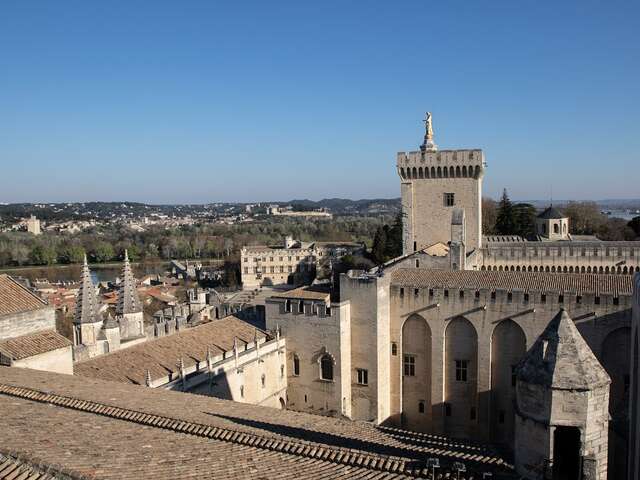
371,226 -> 387,264
512,203 -> 537,238
385,214 -> 403,259
495,189 -> 516,235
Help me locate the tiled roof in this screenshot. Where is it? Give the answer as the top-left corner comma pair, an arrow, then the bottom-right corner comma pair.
518,309 -> 611,389
0,451 -> 70,480
271,286 -> 330,301
0,330 -> 72,361
390,268 -> 634,295
74,315 -> 266,384
537,206 -> 566,220
0,275 -> 48,317
0,367 -> 516,479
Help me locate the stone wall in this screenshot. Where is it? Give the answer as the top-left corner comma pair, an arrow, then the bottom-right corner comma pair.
629,273 -> 640,480
0,307 -> 55,340
478,241 -> 640,275
397,149 -> 484,252
387,284 -> 631,443
265,297 -> 350,417
13,346 -> 73,375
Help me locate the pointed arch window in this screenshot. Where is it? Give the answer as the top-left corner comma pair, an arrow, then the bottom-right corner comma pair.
320,354 -> 334,381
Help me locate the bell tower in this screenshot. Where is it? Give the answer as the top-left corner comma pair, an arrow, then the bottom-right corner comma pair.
397,113 -> 485,254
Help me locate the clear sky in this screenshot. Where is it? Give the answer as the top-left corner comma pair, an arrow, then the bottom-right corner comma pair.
1,1 -> 638,204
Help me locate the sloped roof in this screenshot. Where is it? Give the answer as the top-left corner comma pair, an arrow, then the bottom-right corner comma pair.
0,330 -> 71,361
390,268 -> 634,295
537,206 -> 566,220
0,367 -> 516,479
0,275 -> 48,317
271,286 -> 331,301
517,309 -> 610,390
74,315 -> 266,384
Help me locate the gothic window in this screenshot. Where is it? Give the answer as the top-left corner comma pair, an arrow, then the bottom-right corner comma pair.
418,401 -> 425,414
414,288 -> 419,297
391,342 -> 398,356
320,354 -> 334,381
261,374 -> 266,388
554,224 -> 559,234
293,354 -> 300,376
356,368 -> 368,385
455,360 -> 468,382
444,193 -> 455,207
240,385 -> 244,398
403,354 -> 416,376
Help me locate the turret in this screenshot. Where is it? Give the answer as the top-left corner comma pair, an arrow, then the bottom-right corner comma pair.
515,309 -> 611,480
73,255 -> 104,347
116,249 -> 144,340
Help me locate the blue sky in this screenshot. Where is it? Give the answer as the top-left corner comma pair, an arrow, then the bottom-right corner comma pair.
1,1 -> 638,203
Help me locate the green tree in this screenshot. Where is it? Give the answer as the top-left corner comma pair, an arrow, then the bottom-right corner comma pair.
92,242 -> 114,263
563,201 -> 605,235
384,214 -> 403,259
628,216 -> 640,238
58,244 -> 85,264
495,189 -> 516,235
512,203 -> 537,238
30,244 -> 57,265
482,198 -> 498,235
371,226 -> 387,264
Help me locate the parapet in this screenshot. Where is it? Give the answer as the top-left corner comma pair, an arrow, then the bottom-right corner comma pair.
397,149 -> 485,181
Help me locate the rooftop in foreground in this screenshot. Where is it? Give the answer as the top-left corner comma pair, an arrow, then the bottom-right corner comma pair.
0,366 -> 516,479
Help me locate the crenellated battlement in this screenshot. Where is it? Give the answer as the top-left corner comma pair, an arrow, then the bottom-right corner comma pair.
397,149 -> 485,181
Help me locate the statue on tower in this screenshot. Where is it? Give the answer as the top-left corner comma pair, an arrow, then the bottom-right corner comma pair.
420,111 -> 437,152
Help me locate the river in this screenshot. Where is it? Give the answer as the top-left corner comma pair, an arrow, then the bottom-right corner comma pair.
1,262 -> 171,284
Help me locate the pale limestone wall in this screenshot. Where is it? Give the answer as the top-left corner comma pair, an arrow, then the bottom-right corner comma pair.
340,273 -> 384,422
13,346 -> 73,375
177,337 -> 287,409
629,273 -> 640,480
241,246 -> 317,288
477,242 -> 640,274
388,283 -> 631,442
397,149 -> 484,253
265,298 -> 349,417
515,383 -> 610,480
120,311 -> 144,340
0,307 -> 55,340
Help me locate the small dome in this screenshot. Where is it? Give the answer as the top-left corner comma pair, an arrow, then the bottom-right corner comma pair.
537,206 -> 566,220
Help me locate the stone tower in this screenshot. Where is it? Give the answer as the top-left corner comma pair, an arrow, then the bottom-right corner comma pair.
536,205 -> 570,240
116,250 -> 144,340
515,309 -> 611,480
397,113 -> 485,255
73,255 -> 104,347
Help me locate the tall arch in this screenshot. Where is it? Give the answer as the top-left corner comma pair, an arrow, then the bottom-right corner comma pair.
444,316 -> 478,439
490,320 -> 526,445
402,314 -> 432,432
418,167 -> 424,179
601,327 -> 631,415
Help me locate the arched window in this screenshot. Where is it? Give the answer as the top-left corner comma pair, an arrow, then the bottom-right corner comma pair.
261,374 -> 266,388
320,354 -> 334,381
293,354 -> 300,376
285,299 -> 292,313
554,224 -> 559,234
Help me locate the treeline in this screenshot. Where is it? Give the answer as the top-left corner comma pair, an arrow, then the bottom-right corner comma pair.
483,190 -> 640,241
0,216 -> 390,268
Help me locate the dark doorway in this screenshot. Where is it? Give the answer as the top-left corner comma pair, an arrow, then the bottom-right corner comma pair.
553,426 -> 581,480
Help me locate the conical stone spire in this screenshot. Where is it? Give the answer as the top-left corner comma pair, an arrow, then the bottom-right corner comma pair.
518,309 -> 610,390
116,249 -> 142,315
74,254 -> 102,325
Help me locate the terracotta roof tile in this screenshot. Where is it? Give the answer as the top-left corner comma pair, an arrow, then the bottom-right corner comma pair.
390,268 -> 634,295
0,330 -> 71,361
0,275 -> 48,317
74,315 -> 266,384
